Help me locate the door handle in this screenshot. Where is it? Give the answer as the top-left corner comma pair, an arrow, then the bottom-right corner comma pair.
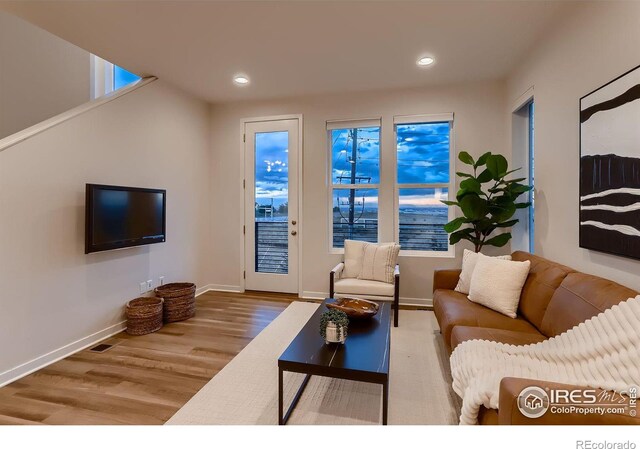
291,220 -> 297,225
291,230 -> 297,236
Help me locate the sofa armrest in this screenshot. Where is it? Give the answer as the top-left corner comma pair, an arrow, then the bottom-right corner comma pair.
433,269 -> 461,293
498,377 -> 640,425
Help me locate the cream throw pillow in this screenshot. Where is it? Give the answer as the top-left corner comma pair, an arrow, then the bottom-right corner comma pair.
455,249 -> 512,295
358,242 -> 400,284
468,253 -> 531,318
342,240 -> 368,278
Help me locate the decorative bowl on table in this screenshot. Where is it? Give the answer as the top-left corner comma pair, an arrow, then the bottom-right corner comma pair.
326,297 -> 380,319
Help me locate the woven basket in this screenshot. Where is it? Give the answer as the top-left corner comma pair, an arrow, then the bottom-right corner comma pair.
126,297 -> 164,335
154,282 -> 196,323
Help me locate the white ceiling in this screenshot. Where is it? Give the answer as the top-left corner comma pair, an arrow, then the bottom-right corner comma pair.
0,1 -> 575,104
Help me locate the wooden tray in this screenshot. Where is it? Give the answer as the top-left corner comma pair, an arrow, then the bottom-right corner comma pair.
326,297 -> 379,319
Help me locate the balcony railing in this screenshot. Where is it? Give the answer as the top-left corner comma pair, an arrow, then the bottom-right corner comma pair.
255,221 -> 449,274
254,221 -> 449,274
332,222 -> 378,248
398,223 -> 448,251
255,221 -> 288,274
332,222 -> 447,251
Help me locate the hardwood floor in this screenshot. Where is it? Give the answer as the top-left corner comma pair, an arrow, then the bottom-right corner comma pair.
0,291 -> 298,425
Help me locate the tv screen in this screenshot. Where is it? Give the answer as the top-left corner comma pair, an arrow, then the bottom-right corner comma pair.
85,184 -> 166,254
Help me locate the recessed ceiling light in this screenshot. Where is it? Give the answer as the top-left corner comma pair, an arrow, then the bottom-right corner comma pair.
417,56 -> 435,67
233,75 -> 250,85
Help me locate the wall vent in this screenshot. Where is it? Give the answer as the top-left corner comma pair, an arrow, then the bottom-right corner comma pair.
89,343 -> 114,353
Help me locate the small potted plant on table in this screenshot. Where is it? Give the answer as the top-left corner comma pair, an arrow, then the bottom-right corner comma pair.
319,308 -> 349,344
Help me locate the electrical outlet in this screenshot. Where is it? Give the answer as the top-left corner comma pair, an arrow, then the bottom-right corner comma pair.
159,276 -> 165,286
139,281 -> 147,294
146,280 -> 153,291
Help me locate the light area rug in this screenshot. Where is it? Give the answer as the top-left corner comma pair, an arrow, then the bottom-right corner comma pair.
166,301 -> 460,425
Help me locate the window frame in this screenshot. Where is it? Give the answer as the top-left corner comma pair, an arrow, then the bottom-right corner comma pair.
327,118 -> 382,253
90,55 -> 114,100
393,114 -> 455,258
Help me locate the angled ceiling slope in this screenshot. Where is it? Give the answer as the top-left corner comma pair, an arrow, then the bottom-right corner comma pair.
0,1 -> 575,103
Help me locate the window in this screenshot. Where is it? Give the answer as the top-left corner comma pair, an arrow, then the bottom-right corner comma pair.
114,66 -> 141,91
511,96 -> 534,253
394,115 -> 453,254
328,119 -> 380,249
90,55 -> 141,99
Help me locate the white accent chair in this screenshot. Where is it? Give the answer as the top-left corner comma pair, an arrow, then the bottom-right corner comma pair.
329,263 -> 400,327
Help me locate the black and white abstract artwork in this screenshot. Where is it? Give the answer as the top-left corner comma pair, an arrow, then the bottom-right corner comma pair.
580,64 -> 640,259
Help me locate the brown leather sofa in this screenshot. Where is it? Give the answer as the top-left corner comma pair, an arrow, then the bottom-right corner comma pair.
433,250 -> 640,425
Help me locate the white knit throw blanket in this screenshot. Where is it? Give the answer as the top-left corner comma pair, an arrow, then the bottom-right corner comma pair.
450,295 -> 640,425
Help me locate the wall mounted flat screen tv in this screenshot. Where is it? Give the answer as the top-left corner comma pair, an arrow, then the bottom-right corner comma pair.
85,184 -> 166,254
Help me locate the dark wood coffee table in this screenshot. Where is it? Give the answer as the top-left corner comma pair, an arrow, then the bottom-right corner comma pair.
278,299 -> 391,425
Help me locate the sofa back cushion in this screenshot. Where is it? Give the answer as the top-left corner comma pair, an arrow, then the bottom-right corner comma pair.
512,251 -> 574,331
540,272 -> 638,337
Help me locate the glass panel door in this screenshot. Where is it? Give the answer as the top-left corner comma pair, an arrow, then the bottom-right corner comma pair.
244,119 -> 299,294
254,131 -> 289,274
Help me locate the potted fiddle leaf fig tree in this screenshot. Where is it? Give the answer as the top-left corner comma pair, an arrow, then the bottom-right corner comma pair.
442,151 -> 532,253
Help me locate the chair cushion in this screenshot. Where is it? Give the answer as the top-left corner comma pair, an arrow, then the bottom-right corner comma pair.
333,278 -> 394,297
433,289 -> 540,353
450,326 -> 547,352
343,240 -> 368,278
358,242 -> 400,284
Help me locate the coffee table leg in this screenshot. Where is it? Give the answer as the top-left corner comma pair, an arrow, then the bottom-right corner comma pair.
281,373 -> 311,425
278,367 -> 284,425
382,380 -> 389,425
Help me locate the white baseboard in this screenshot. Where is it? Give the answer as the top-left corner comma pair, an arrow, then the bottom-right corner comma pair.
402,297 -> 433,308
301,291 -> 432,308
301,291 -> 327,300
0,320 -> 127,388
196,284 -> 243,295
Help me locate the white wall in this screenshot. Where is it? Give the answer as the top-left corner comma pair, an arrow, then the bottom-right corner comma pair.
0,80 -> 212,383
507,1 -> 640,290
210,80 -> 508,302
0,12 -> 90,140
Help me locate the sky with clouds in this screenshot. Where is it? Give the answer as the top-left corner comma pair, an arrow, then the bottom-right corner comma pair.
331,127 -> 380,184
254,123 -> 450,216
396,122 -> 450,184
255,131 -> 289,209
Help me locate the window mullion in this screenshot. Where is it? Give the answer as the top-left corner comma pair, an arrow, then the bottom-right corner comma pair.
331,184 -> 380,189
397,182 -> 448,189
